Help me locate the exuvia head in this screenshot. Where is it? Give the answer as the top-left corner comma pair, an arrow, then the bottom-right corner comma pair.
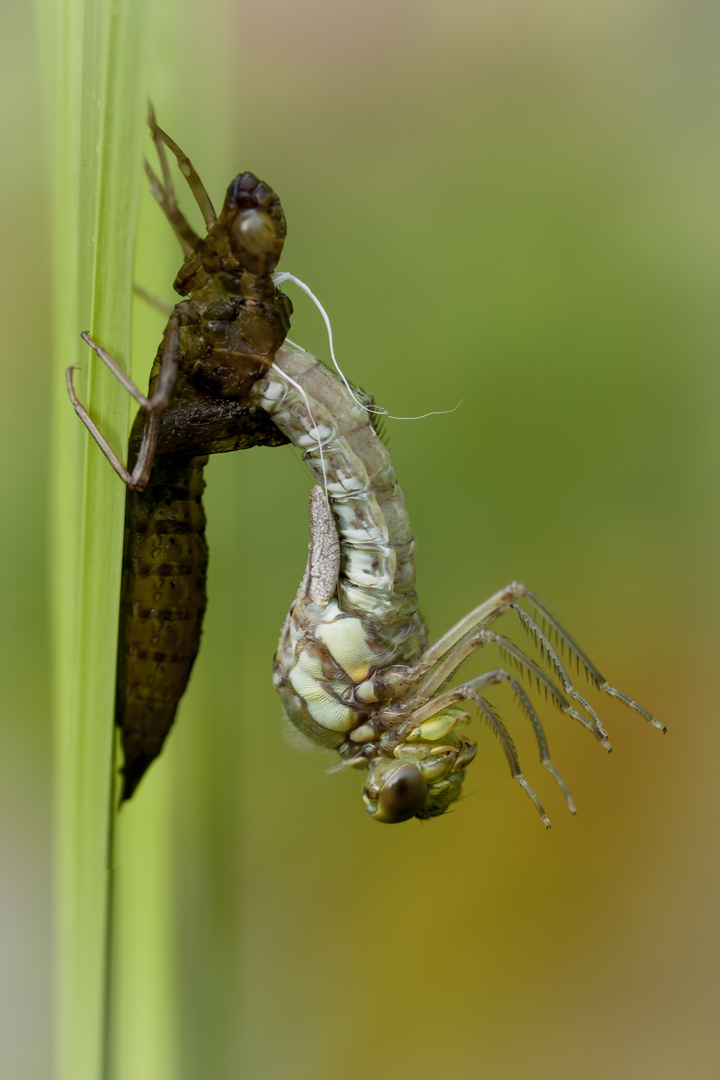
220,172 -> 287,277
187,171 -> 288,286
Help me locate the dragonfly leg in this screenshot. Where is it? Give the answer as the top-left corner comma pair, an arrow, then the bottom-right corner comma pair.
144,155 -> 198,256
416,684 -> 551,826
407,628 -> 610,745
66,365 -> 137,486
406,619 -> 611,745
148,105 -> 217,228
67,318 -> 180,490
508,595 -> 665,731
420,581 -> 529,666
393,581 -> 662,733
144,104 -> 218,254
77,333 -> 155,410
144,104 -> 199,254
401,668 -> 576,813
133,283 -> 174,317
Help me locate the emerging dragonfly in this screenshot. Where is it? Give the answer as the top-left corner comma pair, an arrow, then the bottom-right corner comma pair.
250,346 -> 664,824
68,110 -> 290,799
70,116 -> 663,820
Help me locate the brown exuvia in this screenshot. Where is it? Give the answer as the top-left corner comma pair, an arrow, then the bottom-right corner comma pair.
67,110 -> 290,799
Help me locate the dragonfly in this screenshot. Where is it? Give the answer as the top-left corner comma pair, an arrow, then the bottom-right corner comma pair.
254,343 -> 664,823
68,110 -> 291,799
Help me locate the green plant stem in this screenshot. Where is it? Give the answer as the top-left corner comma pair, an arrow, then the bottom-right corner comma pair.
44,1 -> 150,1077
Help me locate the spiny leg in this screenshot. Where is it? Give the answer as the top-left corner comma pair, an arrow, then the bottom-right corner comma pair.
420,582 -> 521,667
461,687 -> 550,827
144,157 -> 198,255
403,579 -> 662,734
402,669 -> 576,814
149,109 -> 217,228
512,590 -> 665,732
66,366 -> 142,486
145,105 -> 199,254
80,320 -> 180,411
475,671 -> 575,813
404,625 -> 610,747
145,105 -> 217,253
434,580 -> 660,733
509,604 -> 610,740
490,632 -> 609,744
66,318 -> 180,490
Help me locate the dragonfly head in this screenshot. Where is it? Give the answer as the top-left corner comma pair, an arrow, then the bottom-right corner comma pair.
362,729 -> 477,824
362,761 -> 428,824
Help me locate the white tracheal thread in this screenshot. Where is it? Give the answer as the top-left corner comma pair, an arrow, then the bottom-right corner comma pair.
272,272 -> 461,422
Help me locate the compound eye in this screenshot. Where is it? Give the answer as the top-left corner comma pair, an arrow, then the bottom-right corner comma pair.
231,209 -> 283,271
373,764 -> 427,824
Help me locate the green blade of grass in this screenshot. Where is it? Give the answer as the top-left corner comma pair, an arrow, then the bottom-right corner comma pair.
107,146 -> 184,1080
112,766 -> 178,1080
42,0 -> 151,1077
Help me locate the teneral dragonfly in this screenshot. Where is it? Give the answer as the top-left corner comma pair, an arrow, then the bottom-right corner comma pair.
252,343 -> 664,823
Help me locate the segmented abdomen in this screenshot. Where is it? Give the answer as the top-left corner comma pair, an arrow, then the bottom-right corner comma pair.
116,452 -> 208,800
251,345 -> 426,662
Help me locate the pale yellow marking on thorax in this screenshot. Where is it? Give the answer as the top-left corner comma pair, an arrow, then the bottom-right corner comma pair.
314,603 -> 376,683
288,648 -> 354,732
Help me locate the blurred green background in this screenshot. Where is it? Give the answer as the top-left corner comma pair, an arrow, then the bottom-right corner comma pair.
3,0 -> 719,1077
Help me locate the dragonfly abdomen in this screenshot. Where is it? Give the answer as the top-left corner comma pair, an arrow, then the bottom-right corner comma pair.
116,453 -> 208,800
252,345 -> 427,661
